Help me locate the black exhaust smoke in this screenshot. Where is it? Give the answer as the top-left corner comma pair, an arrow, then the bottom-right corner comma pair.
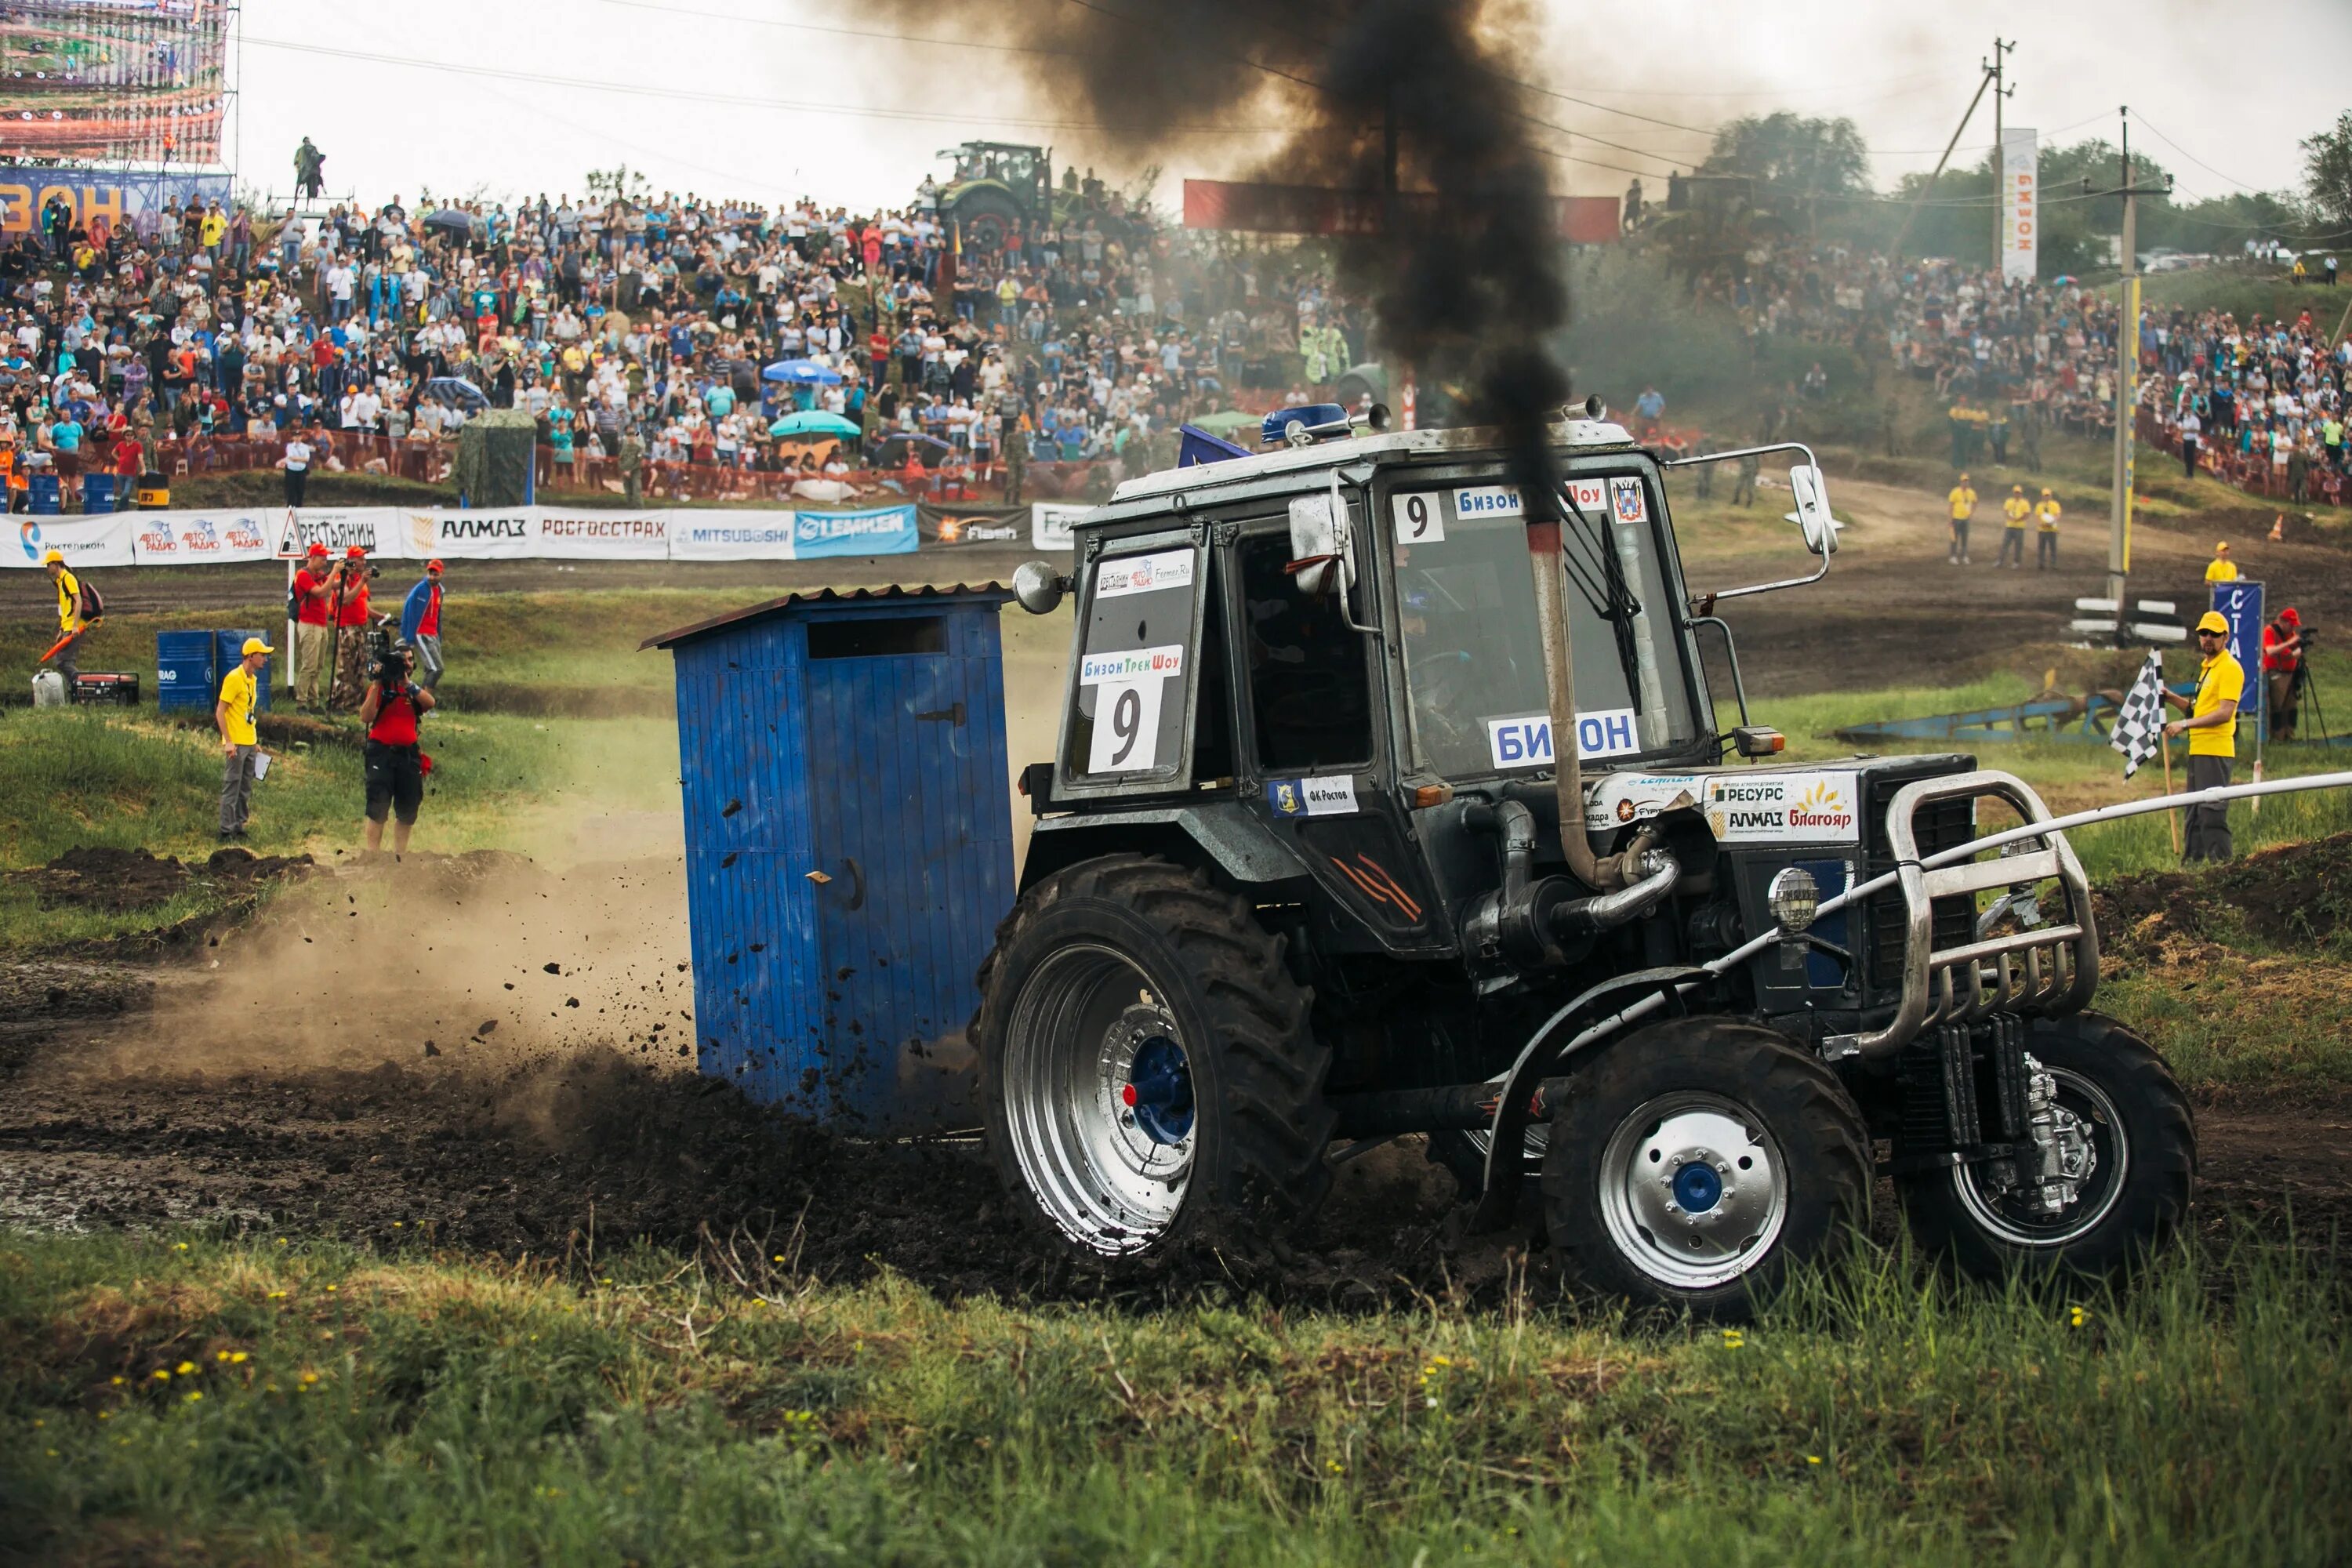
876,0 -> 1572,514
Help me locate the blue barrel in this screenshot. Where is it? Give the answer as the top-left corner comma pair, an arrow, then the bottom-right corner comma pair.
26,472 -> 60,514
157,631 -> 216,712
79,472 -> 117,514
212,630 -> 272,714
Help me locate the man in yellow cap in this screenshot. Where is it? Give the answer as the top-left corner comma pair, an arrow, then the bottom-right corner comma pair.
2034,488 -> 2062,570
216,636 -> 272,840
2204,541 -> 2238,583
42,548 -> 99,681
1998,485 -> 2030,568
2164,611 -> 2242,862
1945,472 -> 1976,564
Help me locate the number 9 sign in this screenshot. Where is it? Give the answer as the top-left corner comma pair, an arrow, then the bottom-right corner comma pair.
1087,674 -> 1167,773
1391,492 -> 1445,544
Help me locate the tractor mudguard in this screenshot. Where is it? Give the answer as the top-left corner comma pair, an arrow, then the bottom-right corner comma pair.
1023,805 -> 1310,893
1471,964 -> 1710,1231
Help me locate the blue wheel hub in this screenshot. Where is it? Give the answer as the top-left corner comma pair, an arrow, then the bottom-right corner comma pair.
1671,1160 -> 1724,1214
1123,1035 -> 1195,1145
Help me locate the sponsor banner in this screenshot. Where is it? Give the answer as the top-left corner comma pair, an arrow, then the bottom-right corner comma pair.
1583,771 -> 1708,831
1032,502 -> 1091,553
2001,125 -> 2038,285
274,508 -> 405,561
1094,548 -> 1194,599
128,508 -> 274,565
405,509 -> 536,560
793,503 -> 919,560
534,509 -> 670,560
669,510 -> 800,561
1565,477 -> 1608,515
1265,775 -> 1359,818
2212,579 -> 2266,721
918,503 -> 1026,546
1454,484 -> 1523,520
1702,770 -> 1860,844
1078,644 -> 1185,684
8,514 -> 134,569
0,169 -> 234,238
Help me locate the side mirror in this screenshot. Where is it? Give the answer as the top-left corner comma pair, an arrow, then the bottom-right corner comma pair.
1788,464 -> 1838,555
1286,491 -> 1352,599
1011,559 -> 1066,616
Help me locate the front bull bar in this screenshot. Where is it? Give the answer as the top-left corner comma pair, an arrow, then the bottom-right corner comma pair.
1833,770 -> 2099,1060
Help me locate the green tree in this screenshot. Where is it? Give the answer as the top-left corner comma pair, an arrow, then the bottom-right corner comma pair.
2303,111 -> 2352,226
1700,112 -> 1871,198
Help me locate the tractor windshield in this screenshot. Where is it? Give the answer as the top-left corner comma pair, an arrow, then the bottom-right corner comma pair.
1390,471 -> 1700,780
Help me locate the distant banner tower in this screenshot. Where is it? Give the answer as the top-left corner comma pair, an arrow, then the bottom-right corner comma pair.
2001,125 -> 2038,284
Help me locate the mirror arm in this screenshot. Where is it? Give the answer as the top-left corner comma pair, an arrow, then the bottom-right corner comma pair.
1687,615 -> 1751,728
1665,440 -> 1836,604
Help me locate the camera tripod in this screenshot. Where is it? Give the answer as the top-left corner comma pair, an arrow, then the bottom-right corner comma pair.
2286,655 -> 2328,746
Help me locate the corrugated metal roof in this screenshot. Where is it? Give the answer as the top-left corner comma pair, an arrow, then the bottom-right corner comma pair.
641,582 -> 1013,652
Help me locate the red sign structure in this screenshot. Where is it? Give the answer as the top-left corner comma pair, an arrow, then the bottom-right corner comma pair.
1183,179 -> 1619,244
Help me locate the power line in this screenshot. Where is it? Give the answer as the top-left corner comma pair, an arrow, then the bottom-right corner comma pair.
238,34 -> 1298,135
2129,112 -> 2276,195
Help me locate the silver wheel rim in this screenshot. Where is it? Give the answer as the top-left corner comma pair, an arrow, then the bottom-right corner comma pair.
1461,1124 -> 1549,1171
1951,1067 -> 2128,1247
1001,942 -> 1194,1255
1598,1091 -> 1790,1290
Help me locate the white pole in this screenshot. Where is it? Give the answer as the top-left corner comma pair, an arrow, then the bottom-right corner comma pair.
284,555 -> 296,696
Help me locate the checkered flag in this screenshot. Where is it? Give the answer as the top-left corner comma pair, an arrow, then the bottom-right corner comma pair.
2111,649 -> 2167,779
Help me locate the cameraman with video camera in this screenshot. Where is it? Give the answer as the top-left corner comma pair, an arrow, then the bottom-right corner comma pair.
2263,607 -> 2310,742
358,627 -> 435,856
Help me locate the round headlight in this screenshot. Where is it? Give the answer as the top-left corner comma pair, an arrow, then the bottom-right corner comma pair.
1011,559 -> 1065,617
1766,866 -> 1820,935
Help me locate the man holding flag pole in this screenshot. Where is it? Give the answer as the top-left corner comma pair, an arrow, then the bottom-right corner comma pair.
2158,611 -> 2244,862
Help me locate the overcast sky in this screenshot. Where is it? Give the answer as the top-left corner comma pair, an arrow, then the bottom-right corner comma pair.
231,0 -> 2349,213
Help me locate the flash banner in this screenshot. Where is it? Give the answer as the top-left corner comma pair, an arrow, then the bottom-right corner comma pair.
2001,125 -> 2038,285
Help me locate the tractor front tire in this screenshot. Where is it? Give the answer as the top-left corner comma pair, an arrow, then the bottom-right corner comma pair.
1896,1012 -> 2194,1281
1541,1018 -> 1871,1320
975,855 -> 1334,1265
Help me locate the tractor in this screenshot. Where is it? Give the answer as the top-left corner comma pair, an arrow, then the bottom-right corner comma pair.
933,141 -> 1059,254
977,402 -> 2194,1316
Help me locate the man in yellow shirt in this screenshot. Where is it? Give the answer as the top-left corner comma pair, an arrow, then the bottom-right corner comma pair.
2164,611 -> 2242,862
216,637 -> 271,840
1946,473 -> 1976,564
2203,541 -> 2238,582
2033,488 -> 2061,571
1998,485 -> 2031,568
42,548 -> 100,680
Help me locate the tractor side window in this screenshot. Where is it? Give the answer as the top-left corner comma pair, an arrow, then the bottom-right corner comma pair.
1239,531 -> 1374,772
1064,546 -> 1199,785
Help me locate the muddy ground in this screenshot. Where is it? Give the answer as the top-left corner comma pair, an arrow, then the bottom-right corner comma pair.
2,844 -> 2347,1301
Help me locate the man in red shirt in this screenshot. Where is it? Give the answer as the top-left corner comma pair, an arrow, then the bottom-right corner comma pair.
2263,606 -> 2308,741
291,542 -> 336,710
329,545 -> 373,710
358,637 -> 436,855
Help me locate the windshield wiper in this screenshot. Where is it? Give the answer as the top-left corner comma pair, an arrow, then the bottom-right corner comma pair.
1558,485 -> 1646,712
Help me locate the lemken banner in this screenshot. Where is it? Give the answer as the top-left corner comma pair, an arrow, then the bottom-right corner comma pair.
793,503 -> 918,560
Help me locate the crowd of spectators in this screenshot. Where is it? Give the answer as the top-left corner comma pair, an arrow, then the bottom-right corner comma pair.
1688,239 -> 2347,507
2,163 -> 1370,510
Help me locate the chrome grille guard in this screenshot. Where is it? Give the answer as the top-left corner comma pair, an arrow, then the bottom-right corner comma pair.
1842,770 -> 2098,1059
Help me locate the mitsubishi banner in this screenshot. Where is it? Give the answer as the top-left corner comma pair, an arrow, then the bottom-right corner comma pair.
667,511 -> 801,561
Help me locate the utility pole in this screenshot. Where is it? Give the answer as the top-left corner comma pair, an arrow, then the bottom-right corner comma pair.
1986,38 -> 2015,267
1890,60 -> 1998,263
2084,107 -> 2173,634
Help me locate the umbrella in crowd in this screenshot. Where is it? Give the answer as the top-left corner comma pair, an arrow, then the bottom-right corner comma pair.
762,359 -> 843,385
423,209 -> 477,236
769,410 -> 862,440
423,376 -> 489,409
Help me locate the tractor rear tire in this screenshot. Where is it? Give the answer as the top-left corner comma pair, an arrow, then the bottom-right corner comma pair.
1896,1013 -> 2194,1282
975,855 -> 1334,1265
1541,1018 -> 1871,1320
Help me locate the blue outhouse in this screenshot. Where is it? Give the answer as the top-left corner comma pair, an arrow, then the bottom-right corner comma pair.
645,585 -> 1016,1135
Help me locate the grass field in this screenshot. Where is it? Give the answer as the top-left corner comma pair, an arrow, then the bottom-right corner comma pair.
2,1225 -> 2344,1565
